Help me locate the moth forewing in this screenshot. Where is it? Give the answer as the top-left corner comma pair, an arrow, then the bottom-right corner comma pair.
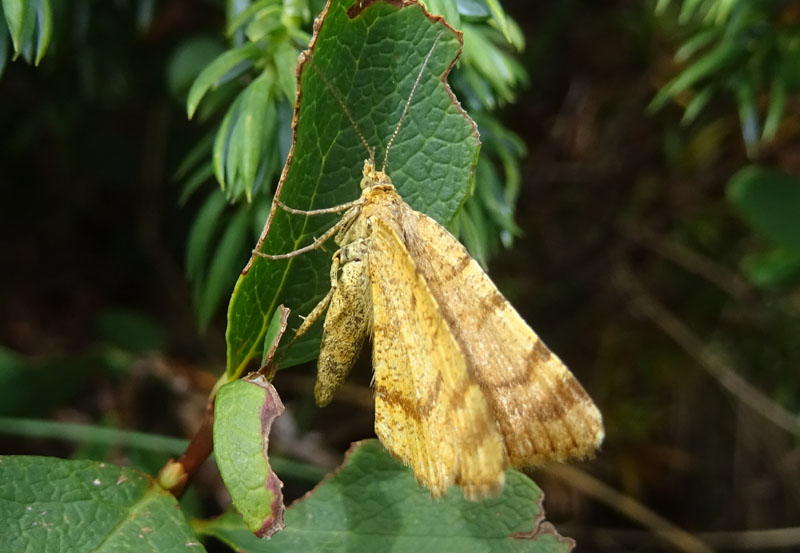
367,215 -> 505,500
401,210 -> 605,465
313,240 -> 372,406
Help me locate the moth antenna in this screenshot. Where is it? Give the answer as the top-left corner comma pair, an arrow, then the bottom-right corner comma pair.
382,32 -> 443,173
310,60 -> 373,158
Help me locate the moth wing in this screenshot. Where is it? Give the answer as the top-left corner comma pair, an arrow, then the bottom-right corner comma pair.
367,216 -> 505,500
401,209 -> 604,467
315,243 -> 371,406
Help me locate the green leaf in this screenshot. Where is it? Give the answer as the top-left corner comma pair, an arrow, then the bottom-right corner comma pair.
0,349 -> 94,417
273,40 -> 299,102
33,0 -> 51,65
179,162 -> 215,205
213,376 -> 285,538
187,42 -> 262,119
461,23 -> 526,106
649,42 -> 744,112
167,37 -> 226,101
175,128 -> 215,183
484,0 -> 514,45
674,27 -> 720,63
2,0 -> 28,55
474,150 -> 520,237
186,191 -> 228,280
240,70 -> 275,202
261,305 -> 290,369
741,247 -> 800,288
727,165 -> 800,251
457,204 -> 489,267
213,94 -> 244,189
93,307 -> 166,352
198,207 -> 250,330
5,0 -> 39,63
0,11 -> 10,80
678,0 -> 705,24
0,456 -> 204,552
424,0 -> 461,29
244,6 -> 284,43
196,440 -> 574,553
762,75 -> 786,142
457,0 -> 490,19
227,0 -> 281,36
680,84 -> 715,125
226,0 -> 480,375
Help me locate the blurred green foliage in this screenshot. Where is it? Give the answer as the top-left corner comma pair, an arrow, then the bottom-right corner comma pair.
651,0 -> 800,151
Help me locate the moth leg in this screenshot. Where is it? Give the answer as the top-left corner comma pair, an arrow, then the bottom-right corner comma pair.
253,205 -> 362,260
276,198 -> 363,216
314,239 -> 372,407
292,250 -> 343,341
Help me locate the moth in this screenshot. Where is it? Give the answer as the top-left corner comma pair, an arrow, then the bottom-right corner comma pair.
257,32 -> 604,500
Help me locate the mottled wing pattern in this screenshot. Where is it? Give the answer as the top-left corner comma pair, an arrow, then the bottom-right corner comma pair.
315,240 -> 372,406
367,216 -> 506,499
401,208 -> 604,467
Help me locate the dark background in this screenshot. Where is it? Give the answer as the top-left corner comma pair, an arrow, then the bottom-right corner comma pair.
2,1 -> 799,551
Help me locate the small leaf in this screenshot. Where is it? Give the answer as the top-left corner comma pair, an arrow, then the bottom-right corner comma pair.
649,42 -> 743,112
167,37 -> 226,101
93,307 -> 166,352
423,0 -> 461,29
727,165 -> 800,251
762,75 -> 786,142
187,42 -> 262,119
0,349 -> 93,417
198,207 -> 250,329
179,162 -> 214,205
681,85 -> 715,125
213,376 -> 285,538
33,0 -> 51,65
197,440 -> 574,553
0,9 -> 9,78
457,205 -> 489,267
273,41 -> 299,102
461,23 -> 525,105
244,6 -> 284,43
457,0 -> 490,19
735,76 -> 759,153
484,0 -> 514,45
0,456 -> 204,552
227,0 -> 281,36
678,0 -> 705,24
213,94 -> 244,189
741,247 -> 800,288
260,305 -> 290,371
174,130 -> 216,183
240,70 -> 274,202
11,0 -> 40,63
186,191 -> 227,279
674,27 -> 720,63
2,0 -> 27,55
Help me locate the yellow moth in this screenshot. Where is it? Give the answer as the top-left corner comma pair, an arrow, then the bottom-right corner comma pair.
257,31 -> 603,501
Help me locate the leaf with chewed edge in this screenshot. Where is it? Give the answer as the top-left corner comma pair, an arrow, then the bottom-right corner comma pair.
213,375 -> 286,538
196,440 -> 575,553
225,0 -> 480,377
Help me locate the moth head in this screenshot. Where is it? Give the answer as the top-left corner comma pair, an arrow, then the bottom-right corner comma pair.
361,158 -> 393,190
